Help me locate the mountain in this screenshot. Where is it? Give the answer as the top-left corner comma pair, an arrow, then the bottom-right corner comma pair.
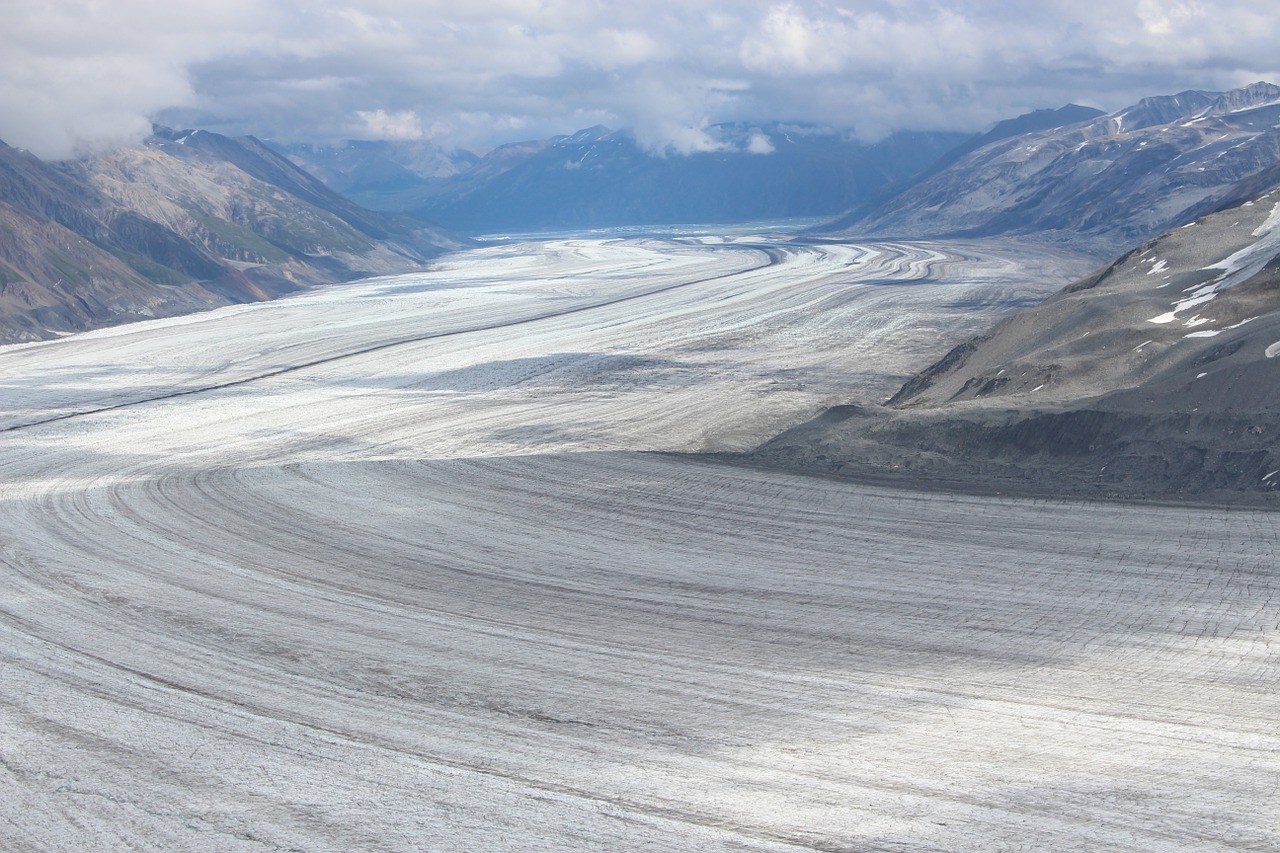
0,129 -> 464,343
416,124 -> 970,232
835,82 -> 1280,257
754,172 -> 1280,504
268,139 -> 481,211
372,123 -> 970,233
913,104 -> 1106,179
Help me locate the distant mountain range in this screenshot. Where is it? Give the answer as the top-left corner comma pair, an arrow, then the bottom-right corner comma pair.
275,124 -> 971,233
836,81 -> 1280,257
0,128 -> 464,343
269,139 -> 481,209
8,80 -> 1280,361
275,83 -> 1280,250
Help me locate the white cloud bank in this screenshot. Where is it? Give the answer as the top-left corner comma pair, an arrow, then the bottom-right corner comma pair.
2,0 -> 1278,159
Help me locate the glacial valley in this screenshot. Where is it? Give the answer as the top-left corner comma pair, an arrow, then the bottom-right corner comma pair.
2,232 -> 1276,852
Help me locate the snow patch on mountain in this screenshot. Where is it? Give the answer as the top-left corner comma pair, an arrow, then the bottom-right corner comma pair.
1149,199 -> 1280,324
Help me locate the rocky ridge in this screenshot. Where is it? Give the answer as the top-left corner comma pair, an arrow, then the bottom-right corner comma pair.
835,82 -> 1280,258
756,176 -> 1280,504
0,129 -> 464,343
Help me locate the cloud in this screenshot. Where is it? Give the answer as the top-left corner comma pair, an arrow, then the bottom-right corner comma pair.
615,72 -> 749,155
0,0 -> 270,159
740,3 -> 855,76
356,109 -> 426,140
2,0 -> 1279,160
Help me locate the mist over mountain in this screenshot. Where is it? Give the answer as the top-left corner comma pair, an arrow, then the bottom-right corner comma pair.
269,139 -> 482,210
277,124 -> 970,233
836,82 -> 1280,258
0,128 -> 463,343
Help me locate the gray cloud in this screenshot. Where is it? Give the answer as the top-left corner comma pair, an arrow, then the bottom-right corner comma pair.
3,0 -> 1279,160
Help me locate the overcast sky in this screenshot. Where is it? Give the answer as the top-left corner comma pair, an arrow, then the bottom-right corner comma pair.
3,0 -> 1279,160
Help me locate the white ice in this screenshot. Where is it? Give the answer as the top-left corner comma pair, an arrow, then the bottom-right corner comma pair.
1150,200 -> 1280,324
1,235 -> 1274,853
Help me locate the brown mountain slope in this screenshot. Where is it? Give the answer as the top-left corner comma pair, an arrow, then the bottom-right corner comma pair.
0,131 -> 464,343
0,199 -> 232,340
